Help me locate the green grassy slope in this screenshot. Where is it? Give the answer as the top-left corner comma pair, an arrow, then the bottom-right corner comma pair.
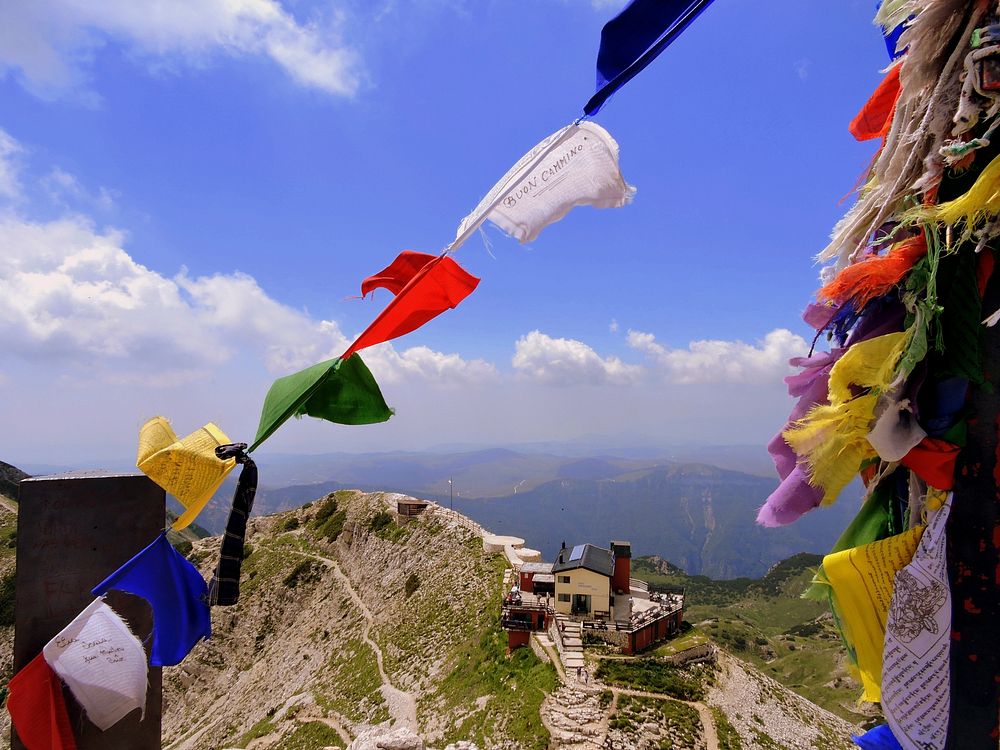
632,555 -> 878,726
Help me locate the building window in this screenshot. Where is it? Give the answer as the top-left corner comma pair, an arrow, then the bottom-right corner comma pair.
558,575 -> 570,583
558,594 -> 571,602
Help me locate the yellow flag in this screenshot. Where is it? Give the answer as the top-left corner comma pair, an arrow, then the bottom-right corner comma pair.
824,525 -> 924,703
137,417 -> 236,530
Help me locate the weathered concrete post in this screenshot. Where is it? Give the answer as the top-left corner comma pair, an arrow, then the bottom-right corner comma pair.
12,472 -> 163,749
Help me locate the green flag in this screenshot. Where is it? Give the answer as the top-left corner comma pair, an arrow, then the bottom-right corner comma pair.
250,354 -> 392,452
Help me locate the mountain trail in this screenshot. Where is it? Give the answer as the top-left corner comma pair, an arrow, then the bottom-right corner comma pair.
294,550 -> 418,730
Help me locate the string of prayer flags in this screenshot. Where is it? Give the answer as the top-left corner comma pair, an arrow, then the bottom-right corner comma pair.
823,525 -> 924,703
250,353 -> 391,452
208,445 -> 257,607
450,122 -> 634,253
7,654 -> 77,750
584,0 -> 716,115
343,253 -> 479,358
137,417 -> 237,531
42,599 -> 148,731
92,532 -> 211,667
882,496 -> 952,750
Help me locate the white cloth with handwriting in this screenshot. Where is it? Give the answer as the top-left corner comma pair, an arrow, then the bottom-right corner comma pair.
451,121 -> 635,250
43,598 -> 147,730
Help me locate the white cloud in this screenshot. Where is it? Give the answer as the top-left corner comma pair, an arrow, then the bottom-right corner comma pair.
364,343 -> 499,386
627,328 -> 806,385
0,0 -> 359,100
0,211 -> 496,389
0,215 -> 346,382
609,318 -> 619,333
0,129 -> 23,200
512,330 -> 643,386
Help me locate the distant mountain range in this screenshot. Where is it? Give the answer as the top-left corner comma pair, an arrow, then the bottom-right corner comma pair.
7,446 -> 859,580
177,449 -> 859,580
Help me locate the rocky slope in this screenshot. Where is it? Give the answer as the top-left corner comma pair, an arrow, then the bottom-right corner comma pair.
0,471 -> 863,750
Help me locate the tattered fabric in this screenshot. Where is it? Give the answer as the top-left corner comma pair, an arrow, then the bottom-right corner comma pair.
849,64 -> 902,142
92,532 -> 211,666
251,353 -> 391,452
584,0 -> 716,115
343,253 -> 479,358
784,332 -> 907,506
42,599 -> 148,731
7,653 -> 76,750
136,417 -> 237,531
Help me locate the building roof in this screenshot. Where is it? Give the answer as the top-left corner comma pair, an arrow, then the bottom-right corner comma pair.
532,573 -> 555,584
520,562 -> 554,574
552,543 -> 614,577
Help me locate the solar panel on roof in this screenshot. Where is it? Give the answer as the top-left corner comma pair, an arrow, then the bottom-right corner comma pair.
569,544 -> 585,561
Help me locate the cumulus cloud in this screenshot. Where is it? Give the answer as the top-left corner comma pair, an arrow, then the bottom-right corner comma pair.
627,328 -> 807,384
0,215 -> 336,382
0,210 -> 496,388
0,0 -> 359,100
0,128 -> 23,200
364,343 -> 499,386
512,330 -> 643,386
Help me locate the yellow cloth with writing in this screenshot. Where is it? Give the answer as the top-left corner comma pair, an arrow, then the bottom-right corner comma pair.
136,417 -> 236,530
785,332 -> 907,504
824,525 -> 924,703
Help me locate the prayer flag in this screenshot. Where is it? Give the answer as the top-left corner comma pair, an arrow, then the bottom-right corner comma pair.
43,599 -> 148,731
883,497 -> 951,750
585,0 -> 716,115
361,251 -> 436,297
136,417 -> 237,531
343,253 -> 479,358
823,526 -> 924,703
92,533 -> 211,667
849,65 -> 902,142
251,353 -> 391,452
7,654 -> 76,750
208,451 -> 257,606
450,122 -> 634,252
854,724 -> 904,750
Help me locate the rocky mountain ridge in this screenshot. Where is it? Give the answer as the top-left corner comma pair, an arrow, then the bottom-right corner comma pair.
0,461 -> 861,749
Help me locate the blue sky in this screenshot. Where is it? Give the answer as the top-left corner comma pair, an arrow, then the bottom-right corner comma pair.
0,0 -> 884,464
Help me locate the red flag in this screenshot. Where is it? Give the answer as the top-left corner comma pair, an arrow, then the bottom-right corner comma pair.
361,251 -> 437,297
8,654 -> 77,750
850,65 -> 902,142
344,252 -> 479,358
901,438 -> 960,490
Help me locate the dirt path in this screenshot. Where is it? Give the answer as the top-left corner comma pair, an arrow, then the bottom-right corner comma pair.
296,715 -> 353,747
295,551 -> 418,730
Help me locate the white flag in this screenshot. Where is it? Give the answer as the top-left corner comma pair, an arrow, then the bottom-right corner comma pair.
451,121 -> 634,252
882,497 -> 952,750
43,598 -> 148,731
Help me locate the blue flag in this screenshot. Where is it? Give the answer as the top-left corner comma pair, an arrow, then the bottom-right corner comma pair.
853,725 -> 903,750
585,0 -> 715,116
93,532 -> 211,666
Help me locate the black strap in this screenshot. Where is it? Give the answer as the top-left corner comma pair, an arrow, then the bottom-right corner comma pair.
208,444 -> 256,606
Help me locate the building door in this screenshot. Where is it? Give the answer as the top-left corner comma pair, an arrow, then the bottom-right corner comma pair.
572,594 -> 591,615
